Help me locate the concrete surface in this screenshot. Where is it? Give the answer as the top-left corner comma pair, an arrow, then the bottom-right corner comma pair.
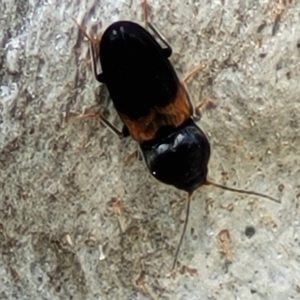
1,0 -> 300,299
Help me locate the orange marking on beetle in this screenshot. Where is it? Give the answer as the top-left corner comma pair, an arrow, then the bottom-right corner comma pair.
119,83 -> 193,142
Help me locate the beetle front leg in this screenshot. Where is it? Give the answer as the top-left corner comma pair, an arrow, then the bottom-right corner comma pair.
143,0 -> 172,57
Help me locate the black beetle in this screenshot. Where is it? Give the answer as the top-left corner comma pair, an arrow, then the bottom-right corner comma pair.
73,0 -> 280,270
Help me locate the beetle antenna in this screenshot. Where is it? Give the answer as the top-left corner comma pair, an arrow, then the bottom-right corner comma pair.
172,191 -> 193,271
205,179 -> 281,204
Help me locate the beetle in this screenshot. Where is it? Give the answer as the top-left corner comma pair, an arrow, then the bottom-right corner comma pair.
73,0 -> 280,271
95,19 -> 211,192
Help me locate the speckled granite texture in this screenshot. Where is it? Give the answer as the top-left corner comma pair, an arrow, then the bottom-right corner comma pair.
1,0 -> 300,299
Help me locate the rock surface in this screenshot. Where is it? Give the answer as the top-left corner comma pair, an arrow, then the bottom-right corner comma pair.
1,0 -> 299,299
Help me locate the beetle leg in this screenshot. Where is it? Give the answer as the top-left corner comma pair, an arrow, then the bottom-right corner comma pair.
182,63 -> 206,84
143,0 -> 172,57
182,63 -> 218,118
68,111 -> 125,138
124,150 -> 139,166
194,98 -> 218,117
90,43 -> 105,83
72,17 -> 104,82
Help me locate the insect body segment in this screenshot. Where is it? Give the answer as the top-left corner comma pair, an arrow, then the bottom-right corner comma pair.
140,118 -> 210,192
96,21 -> 193,142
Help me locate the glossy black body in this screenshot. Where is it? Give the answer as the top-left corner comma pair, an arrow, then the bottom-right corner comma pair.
140,118 -> 210,192
95,21 -> 211,192
98,21 -> 178,119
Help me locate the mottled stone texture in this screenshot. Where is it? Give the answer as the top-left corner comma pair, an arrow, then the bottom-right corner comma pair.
1,0 -> 299,299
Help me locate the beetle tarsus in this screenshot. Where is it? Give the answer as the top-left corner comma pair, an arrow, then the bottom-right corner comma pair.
143,0 -> 172,57
183,63 -> 207,84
